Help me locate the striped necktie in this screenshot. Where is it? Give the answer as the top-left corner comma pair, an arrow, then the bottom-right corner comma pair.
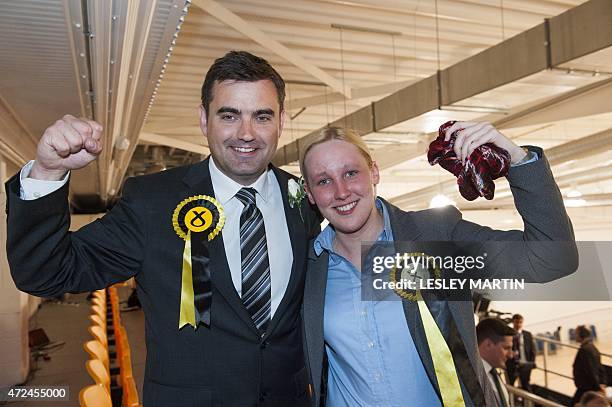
236,188 -> 271,333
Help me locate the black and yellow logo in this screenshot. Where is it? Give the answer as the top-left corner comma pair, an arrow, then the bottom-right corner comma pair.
172,195 -> 225,241
389,252 -> 441,301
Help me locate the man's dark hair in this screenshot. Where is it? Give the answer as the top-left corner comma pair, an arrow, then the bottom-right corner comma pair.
576,325 -> 592,340
579,390 -> 610,406
201,50 -> 286,116
476,318 -> 516,345
512,314 -> 524,321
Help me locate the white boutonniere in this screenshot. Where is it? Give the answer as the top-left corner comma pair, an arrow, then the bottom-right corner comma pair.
288,178 -> 306,221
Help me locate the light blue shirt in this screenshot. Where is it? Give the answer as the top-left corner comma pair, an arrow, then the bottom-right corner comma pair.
314,199 -> 442,407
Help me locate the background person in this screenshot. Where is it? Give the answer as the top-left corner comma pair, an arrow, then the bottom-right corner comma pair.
477,318 -> 516,407
573,325 -> 607,406
506,313 -> 536,391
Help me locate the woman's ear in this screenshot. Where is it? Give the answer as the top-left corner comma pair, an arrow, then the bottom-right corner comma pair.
371,161 -> 380,186
303,181 -> 316,205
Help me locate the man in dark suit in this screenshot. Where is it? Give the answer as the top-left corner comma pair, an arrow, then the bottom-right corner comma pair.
477,318 -> 516,407
506,313 -> 536,391
6,51 -> 319,406
573,325 -> 607,406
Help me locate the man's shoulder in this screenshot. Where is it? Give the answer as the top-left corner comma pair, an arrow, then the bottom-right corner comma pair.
122,162 -> 203,194
269,164 -> 298,182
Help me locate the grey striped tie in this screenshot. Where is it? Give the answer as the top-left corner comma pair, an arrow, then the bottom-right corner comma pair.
236,188 -> 271,333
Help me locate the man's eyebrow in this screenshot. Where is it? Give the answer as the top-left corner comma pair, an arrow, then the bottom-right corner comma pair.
216,107 -> 240,115
253,108 -> 275,117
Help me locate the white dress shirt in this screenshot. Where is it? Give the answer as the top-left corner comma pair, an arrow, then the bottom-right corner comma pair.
482,358 -> 510,407
19,160 -> 69,200
517,330 -> 527,363
208,157 -> 292,318
19,158 -> 294,318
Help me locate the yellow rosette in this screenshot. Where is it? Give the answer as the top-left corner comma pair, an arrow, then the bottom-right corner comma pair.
172,195 -> 225,329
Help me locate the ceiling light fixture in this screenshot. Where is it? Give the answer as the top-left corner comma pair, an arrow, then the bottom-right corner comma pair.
564,198 -> 587,207
429,193 -> 456,208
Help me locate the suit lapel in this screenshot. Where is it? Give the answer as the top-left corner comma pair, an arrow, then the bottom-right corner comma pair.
182,158 -> 260,335
265,167 -> 305,335
303,247 -> 329,400
385,199 -> 485,405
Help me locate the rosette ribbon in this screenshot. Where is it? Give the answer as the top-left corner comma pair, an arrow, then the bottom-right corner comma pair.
390,254 -> 466,406
172,195 -> 225,330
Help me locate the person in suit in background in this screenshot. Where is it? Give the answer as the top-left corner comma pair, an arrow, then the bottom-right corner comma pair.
299,125 -> 578,406
506,313 -> 536,391
6,51 -> 320,406
579,391 -> 611,407
573,325 -> 607,406
477,318 -> 516,407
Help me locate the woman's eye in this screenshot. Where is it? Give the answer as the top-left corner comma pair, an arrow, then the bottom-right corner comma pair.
346,170 -> 358,178
317,178 -> 330,186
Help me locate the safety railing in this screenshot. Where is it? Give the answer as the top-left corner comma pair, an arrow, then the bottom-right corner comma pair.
505,384 -> 565,407
534,335 -> 612,388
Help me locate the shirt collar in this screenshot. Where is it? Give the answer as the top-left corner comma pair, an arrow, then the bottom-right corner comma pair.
481,358 -> 494,374
208,156 -> 272,205
313,197 -> 393,256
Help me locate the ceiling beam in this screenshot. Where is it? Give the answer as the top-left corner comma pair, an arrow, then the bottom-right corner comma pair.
0,93 -> 37,167
460,192 -> 612,211
285,80 -> 416,111
273,0 -> 612,166
109,0 -> 188,197
144,117 -> 200,132
139,132 -> 209,155
191,0 -> 350,98
490,76 -> 612,129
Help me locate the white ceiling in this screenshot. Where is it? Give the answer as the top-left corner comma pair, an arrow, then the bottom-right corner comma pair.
1,0 -> 611,232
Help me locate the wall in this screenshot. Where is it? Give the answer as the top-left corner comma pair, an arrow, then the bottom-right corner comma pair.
0,159 -> 30,386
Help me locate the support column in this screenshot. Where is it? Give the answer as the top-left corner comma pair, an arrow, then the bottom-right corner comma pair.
0,157 -> 31,386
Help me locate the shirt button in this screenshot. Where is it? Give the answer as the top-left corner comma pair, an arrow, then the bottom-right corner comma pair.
367,341 -> 374,348
374,372 -> 382,380
361,310 -> 367,316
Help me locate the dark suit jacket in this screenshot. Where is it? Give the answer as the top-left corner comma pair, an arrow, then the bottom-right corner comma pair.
303,148 -> 578,407
573,339 -> 606,391
6,158 -> 320,407
507,330 -> 536,370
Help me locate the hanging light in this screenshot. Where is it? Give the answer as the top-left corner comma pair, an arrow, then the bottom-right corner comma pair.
429,194 -> 456,208
566,189 -> 583,198
564,198 -> 587,207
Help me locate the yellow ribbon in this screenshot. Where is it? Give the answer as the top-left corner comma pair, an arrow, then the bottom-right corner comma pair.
416,291 -> 465,407
179,231 -> 196,329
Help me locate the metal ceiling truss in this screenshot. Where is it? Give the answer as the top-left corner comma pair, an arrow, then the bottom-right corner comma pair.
272,0 -> 612,166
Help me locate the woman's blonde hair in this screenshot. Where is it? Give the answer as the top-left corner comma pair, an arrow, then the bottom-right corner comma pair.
299,126 -> 373,181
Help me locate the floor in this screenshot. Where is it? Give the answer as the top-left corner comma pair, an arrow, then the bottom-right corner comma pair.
7,292 -> 611,406
6,288 -> 145,407
530,338 -> 612,397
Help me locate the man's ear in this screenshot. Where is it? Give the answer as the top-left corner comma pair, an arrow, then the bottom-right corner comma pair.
199,105 -> 209,138
279,109 -> 286,137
